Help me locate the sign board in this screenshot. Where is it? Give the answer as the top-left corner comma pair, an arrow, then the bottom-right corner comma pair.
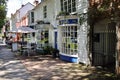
59,19 -> 78,25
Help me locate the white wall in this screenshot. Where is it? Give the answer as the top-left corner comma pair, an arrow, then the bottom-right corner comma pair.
57,26 -> 62,50
77,0 -> 90,65
10,2 -> 34,31
34,0 -> 61,27
32,0 -> 61,48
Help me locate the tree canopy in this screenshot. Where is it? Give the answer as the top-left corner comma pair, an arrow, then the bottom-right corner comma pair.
0,0 -> 7,29
88,0 -> 120,26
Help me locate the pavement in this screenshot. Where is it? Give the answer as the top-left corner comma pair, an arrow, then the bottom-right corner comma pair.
0,45 -> 33,80
0,43 -> 118,80
19,55 -> 118,80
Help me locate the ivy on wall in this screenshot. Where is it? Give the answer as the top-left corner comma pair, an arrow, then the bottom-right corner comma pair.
79,13 -> 87,25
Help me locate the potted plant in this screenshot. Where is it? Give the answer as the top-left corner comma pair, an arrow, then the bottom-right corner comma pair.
36,20 -> 44,24
52,48 -> 59,58
43,45 -> 53,55
44,21 -> 50,24
57,11 -> 69,17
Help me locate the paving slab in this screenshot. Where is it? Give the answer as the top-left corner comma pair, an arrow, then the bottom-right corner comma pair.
0,46 -> 33,80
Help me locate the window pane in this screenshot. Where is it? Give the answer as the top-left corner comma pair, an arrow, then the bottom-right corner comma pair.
68,0 -> 71,13
61,0 -> 63,11
31,12 -> 34,17
68,0 -> 71,3
31,12 -> 34,23
43,6 -> 47,18
64,1 -> 67,12
72,0 -> 76,12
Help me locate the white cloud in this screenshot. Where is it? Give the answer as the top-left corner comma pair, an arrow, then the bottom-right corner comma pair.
7,0 -> 41,17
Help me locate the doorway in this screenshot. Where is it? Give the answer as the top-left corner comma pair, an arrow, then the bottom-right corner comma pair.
54,31 -> 58,49
93,22 -> 116,66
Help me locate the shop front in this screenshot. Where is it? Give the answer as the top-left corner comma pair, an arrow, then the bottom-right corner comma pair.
58,16 -> 78,63
35,24 -> 53,48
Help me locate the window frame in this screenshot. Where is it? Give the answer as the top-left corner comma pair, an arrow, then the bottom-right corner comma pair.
31,12 -> 34,23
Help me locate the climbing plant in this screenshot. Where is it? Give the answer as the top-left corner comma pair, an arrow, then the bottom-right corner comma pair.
88,0 -> 120,26
86,0 -> 120,75
57,11 -> 69,17
79,13 -> 87,25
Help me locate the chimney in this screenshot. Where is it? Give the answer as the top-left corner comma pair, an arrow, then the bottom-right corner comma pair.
11,13 -> 13,16
34,0 -> 39,6
21,4 -> 24,7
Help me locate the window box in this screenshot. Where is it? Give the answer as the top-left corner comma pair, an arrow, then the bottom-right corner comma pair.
36,20 -> 44,24
57,11 -> 69,17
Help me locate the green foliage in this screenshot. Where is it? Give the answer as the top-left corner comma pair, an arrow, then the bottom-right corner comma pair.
88,7 -> 110,26
0,6 -> 6,24
57,11 -> 69,17
88,0 -> 120,26
79,13 -> 87,25
0,0 -> 7,6
0,0 -> 7,29
43,46 -> 53,55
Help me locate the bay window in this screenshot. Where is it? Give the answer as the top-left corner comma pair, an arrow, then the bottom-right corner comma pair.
61,26 -> 78,55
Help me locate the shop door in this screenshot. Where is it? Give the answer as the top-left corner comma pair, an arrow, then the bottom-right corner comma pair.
93,22 -> 116,66
54,31 -> 58,49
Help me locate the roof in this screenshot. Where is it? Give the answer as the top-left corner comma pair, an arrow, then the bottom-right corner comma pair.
33,0 -> 47,10
11,2 -> 35,18
9,26 -> 37,33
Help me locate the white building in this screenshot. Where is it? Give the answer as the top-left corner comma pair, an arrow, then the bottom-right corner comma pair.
10,2 -> 34,29
76,0 -> 90,64
28,0 -> 90,64
57,0 -> 89,64
28,0 -> 61,49
9,2 -> 36,51
10,13 -> 17,31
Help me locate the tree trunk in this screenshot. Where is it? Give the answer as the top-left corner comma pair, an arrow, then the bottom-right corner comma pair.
88,25 -> 94,66
116,22 -> 120,76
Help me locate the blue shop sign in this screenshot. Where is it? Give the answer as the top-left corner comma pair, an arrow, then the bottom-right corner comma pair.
59,19 -> 78,25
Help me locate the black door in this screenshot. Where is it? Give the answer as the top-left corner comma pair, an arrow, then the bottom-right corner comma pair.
93,22 -> 116,66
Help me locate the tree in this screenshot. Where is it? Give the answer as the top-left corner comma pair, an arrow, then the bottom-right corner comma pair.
88,0 -> 120,26
88,0 -> 120,76
0,0 -> 7,30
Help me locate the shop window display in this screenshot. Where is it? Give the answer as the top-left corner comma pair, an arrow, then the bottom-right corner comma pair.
37,29 -> 49,47
61,26 -> 77,55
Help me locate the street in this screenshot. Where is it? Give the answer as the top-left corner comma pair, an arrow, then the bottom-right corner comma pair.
0,43 -> 118,80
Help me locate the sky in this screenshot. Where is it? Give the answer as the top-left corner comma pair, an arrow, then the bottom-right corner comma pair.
7,0 -> 41,18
